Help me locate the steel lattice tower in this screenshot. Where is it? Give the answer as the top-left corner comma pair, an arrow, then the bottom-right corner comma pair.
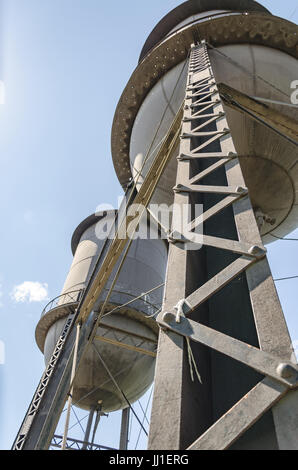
13,0 -> 298,450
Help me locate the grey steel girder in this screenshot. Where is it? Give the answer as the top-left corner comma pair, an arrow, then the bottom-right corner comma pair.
149,42 -> 298,451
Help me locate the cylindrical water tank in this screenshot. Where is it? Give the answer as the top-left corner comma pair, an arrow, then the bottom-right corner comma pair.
35,211 -> 168,412
111,0 -> 298,244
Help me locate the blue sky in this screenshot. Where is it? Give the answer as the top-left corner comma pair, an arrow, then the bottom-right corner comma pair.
0,0 -> 297,450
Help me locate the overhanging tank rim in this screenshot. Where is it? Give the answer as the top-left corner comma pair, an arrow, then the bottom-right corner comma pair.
112,14 -> 298,189
139,0 -> 271,62
71,211 -> 117,255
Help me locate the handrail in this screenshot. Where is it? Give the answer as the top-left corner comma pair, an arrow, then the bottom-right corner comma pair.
40,289 -> 84,319
41,287 -> 162,320
102,287 -> 162,313
163,11 -> 253,40
50,435 -> 116,451
141,11 -> 264,62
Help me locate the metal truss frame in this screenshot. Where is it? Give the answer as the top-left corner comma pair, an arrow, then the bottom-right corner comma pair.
94,322 -> 158,358
13,313 -> 75,450
50,434 -> 116,451
12,95 -> 183,451
150,42 -> 298,450
218,82 -> 298,146
13,41 -> 298,451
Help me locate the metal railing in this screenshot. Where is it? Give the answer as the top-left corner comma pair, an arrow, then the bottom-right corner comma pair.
143,11 -> 263,60
163,11 -> 255,40
41,285 -> 163,320
102,287 -> 162,316
40,289 -> 84,319
50,435 -> 116,451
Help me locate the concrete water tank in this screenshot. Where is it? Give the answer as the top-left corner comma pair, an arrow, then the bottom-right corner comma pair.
35,211 -> 168,412
111,0 -> 298,244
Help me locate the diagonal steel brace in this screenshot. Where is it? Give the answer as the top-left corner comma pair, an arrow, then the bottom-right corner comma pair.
157,311 -> 298,390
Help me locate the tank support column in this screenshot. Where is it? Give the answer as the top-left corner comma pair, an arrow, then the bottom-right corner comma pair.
119,408 -> 130,450
82,407 -> 96,450
149,42 -> 298,450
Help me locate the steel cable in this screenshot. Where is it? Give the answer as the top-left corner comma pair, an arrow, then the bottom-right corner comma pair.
64,55 -> 190,423
92,343 -> 148,437
206,42 -> 290,99
134,386 -> 153,450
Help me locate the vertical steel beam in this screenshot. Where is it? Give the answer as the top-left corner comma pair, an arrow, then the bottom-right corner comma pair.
218,75 -> 298,451
12,312 -> 95,450
148,42 -> 298,450
148,160 -> 191,450
119,408 -> 130,450
82,408 -> 96,450
13,37 -> 298,452
149,45 -> 213,450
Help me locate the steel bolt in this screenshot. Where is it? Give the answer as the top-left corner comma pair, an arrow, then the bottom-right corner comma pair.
162,312 -> 175,324
249,245 -> 266,257
276,363 -> 298,380
236,186 -> 248,194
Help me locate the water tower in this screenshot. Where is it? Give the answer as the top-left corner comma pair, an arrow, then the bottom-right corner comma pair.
111,0 -> 298,450
13,0 -> 298,450
35,211 -> 167,413
25,210 -> 167,449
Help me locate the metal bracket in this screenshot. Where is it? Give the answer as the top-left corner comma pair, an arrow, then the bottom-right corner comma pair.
168,230 -> 267,259
173,183 -> 248,196
218,82 -> 298,146
177,151 -> 237,161
149,40 -> 298,453
157,313 -> 298,390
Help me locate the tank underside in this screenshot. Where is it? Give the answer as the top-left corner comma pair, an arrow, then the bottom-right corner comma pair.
35,210 -> 167,413
37,303 -> 158,412
139,0 -> 270,61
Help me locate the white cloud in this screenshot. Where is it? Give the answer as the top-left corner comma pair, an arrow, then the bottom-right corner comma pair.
11,282 -> 49,303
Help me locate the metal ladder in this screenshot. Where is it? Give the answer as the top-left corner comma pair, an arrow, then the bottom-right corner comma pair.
13,42 -> 298,451
148,42 -> 298,450
12,98 -> 183,451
